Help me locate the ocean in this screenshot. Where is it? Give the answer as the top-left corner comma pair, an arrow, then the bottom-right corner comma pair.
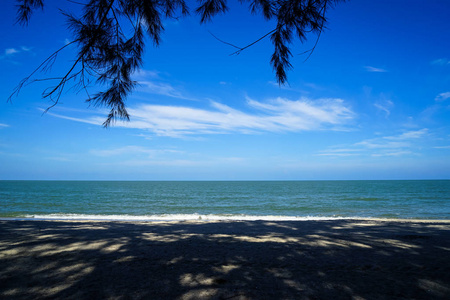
1,180 -> 449,220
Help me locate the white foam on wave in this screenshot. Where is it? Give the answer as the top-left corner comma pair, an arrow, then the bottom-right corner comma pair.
23,213 -> 354,222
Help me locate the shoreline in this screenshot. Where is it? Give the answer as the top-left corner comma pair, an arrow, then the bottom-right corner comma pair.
2,215 -> 450,223
1,219 -> 449,299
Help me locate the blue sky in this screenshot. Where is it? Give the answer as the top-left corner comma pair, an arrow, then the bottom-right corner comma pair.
1,0 -> 450,180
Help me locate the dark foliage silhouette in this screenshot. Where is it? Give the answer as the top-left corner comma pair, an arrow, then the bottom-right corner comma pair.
11,0 -> 343,126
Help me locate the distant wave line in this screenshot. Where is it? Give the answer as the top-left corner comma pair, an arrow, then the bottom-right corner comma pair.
16,213 -> 357,222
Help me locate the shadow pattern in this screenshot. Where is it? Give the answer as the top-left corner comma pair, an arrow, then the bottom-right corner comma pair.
0,219 -> 449,299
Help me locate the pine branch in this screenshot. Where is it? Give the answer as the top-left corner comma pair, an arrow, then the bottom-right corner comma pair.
11,0 -> 344,125
8,39 -> 80,102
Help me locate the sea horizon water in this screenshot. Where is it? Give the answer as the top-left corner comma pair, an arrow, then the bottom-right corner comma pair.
1,180 -> 449,221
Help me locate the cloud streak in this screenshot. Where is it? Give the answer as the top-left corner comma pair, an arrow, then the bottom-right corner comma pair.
118,97 -> 355,137
132,69 -> 196,100
365,66 -> 388,73
1,46 -> 32,60
374,99 -> 394,117
319,129 -> 429,157
89,146 -> 248,169
48,97 -> 355,137
90,146 -> 182,157
5,48 -> 19,55
138,80 -> 195,100
435,92 -> 450,102
431,58 -> 450,66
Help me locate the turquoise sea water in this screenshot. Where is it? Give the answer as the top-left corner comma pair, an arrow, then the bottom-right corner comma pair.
1,180 -> 449,220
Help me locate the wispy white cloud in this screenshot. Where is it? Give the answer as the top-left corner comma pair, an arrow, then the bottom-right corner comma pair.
1,46 -> 33,60
126,156 -> 246,167
5,48 -> 19,55
112,158 -> 205,167
374,99 -> 394,117
91,146 -> 182,157
319,129 -> 429,157
246,97 -> 354,127
365,66 -> 388,73
268,81 -> 289,89
355,140 -> 411,149
132,69 -> 196,100
434,145 -> 450,149
45,156 -> 74,162
121,97 -> 354,137
89,146 -> 247,169
268,81 -> 310,93
435,92 -> 450,102
317,148 -> 362,157
44,110 -> 101,125
371,150 -> 413,157
0,123 -> 9,128
138,80 -> 195,100
355,129 -> 428,149
4,46 -> 31,56
48,96 -> 355,137
385,128 -> 428,140
431,58 -> 450,66
133,69 -> 160,79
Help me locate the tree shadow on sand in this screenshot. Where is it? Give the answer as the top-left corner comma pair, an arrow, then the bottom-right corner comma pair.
1,219 -> 449,299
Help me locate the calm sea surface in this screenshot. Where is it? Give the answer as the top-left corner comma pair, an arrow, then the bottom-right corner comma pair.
1,180 -> 449,220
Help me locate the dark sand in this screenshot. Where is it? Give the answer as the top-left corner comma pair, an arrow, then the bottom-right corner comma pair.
1,219 -> 449,299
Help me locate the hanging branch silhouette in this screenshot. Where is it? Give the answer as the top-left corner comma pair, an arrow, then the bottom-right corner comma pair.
10,0 -> 343,127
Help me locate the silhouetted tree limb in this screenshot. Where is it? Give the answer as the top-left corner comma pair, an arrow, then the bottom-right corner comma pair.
11,0 -> 343,127
15,0 -> 44,25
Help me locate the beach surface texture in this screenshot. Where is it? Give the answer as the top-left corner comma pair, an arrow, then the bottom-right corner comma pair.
1,219 -> 449,299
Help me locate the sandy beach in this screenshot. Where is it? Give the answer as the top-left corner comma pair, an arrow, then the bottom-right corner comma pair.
1,219 -> 449,299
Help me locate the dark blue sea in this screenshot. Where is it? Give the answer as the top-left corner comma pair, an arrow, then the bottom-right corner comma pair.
1,180 -> 449,220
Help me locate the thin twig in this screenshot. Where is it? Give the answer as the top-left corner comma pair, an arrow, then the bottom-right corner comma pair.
40,0 -> 116,110
66,0 -> 86,5
208,31 -> 242,50
302,0 -> 328,62
230,28 -> 277,56
7,39 -> 79,102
